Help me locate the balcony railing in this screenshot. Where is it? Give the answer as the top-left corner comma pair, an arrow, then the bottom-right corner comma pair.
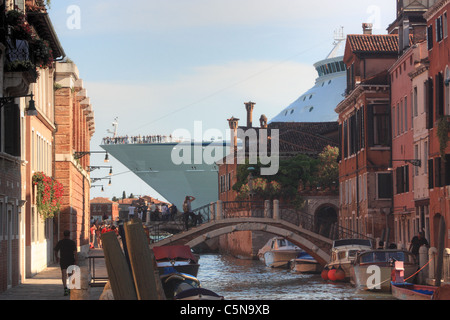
5,38 -> 38,83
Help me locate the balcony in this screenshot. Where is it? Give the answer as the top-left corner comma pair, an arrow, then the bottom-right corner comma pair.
4,39 -> 38,96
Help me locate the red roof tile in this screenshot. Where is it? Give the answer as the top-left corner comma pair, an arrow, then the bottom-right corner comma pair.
90,197 -> 114,204
346,34 -> 407,54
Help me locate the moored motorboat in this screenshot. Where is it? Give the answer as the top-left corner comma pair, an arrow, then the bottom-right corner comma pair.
390,260 -> 437,300
322,239 -> 373,282
258,237 -> 302,268
350,249 -> 418,292
290,251 -> 321,274
391,282 -> 437,300
160,272 -> 224,300
153,245 -> 200,277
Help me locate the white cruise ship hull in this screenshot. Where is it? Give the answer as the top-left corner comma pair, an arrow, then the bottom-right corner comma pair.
101,142 -> 229,209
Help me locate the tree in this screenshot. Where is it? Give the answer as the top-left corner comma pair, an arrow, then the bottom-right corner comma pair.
122,191 -> 126,200
316,146 -> 339,191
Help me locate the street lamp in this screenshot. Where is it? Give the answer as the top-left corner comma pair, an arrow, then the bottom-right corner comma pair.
87,166 -> 113,175
74,151 -> 109,163
0,92 -> 37,116
387,159 -> 421,171
91,185 -> 104,192
91,177 -> 112,186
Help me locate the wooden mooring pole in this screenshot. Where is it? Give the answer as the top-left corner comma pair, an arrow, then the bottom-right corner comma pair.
435,215 -> 446,287
125,219 -> 166,300
102,231 -> 137,300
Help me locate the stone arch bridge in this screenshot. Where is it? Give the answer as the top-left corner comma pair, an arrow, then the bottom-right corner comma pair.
149,200 -> 369,266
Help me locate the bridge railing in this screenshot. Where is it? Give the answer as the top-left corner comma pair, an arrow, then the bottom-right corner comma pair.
151,200 -> 373,243
222,201 -> 266,219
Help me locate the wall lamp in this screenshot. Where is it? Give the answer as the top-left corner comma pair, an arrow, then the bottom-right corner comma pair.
0,92 -> 37,116
388,159 -> 422,171
91,177 -> 112,186
74,151 -> 109,162
91,185 -> 104,192
87,166 -> 113,175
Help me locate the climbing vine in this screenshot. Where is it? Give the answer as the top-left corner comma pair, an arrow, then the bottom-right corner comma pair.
437,116 -> 450,162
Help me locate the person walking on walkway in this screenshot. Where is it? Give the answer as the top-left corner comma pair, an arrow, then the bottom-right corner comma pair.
54,230 -> 78,296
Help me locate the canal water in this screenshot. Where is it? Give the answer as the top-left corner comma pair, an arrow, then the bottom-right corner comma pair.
196,254 -> 395,300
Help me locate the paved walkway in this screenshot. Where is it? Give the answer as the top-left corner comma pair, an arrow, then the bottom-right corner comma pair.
0,249 -> 107,300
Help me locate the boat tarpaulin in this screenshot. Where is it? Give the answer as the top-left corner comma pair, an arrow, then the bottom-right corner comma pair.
153,245 -> 197,262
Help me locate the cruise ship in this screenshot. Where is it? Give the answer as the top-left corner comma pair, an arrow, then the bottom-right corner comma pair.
101,31 -> 347,210
270,28 -> 346,123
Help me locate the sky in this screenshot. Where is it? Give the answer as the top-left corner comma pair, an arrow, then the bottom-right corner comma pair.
47,0 -> 397,202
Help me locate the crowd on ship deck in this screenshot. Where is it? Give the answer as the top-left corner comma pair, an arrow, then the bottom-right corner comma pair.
102,134 -> 177,145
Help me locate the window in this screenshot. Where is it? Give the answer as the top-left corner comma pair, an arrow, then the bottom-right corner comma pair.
343,120 -> 348,158
436,16 -> 444,42
436,73 -> 444,117
369,104 -> 391,146
378,173 -> 393,199
444,12 -> 448,39
392,106 -> 396,137
395,165 -> 409,194
446,68 -> 450,115
427,24 -> 434,50
3,103 -> 21,157
425,78 -> 434,129
413,86 -> 418,117
404,96 -> 408,131
414,145 -> 419,176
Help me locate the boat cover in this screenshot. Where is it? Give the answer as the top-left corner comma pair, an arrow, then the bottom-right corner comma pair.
153,245 -> 198,262
175,288 -> 223,300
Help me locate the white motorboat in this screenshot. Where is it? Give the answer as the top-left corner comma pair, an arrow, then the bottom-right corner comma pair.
258,237 -> 301,268
350,249 -> 418,292
323,239 -> 373,282
290,252 -> 321,274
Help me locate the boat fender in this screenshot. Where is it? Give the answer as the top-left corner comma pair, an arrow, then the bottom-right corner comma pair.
328,267 -> 337,281
321,267 -> 329,281
335,266 -> 345,281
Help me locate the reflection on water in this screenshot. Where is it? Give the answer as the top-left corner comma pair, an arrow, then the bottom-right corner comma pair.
197,254 -> 395,300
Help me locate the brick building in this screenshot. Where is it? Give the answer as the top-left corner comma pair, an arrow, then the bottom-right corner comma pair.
389,44 -> 426,248
90,197 -> 119,222
335,28 -> 400,240
424,0 -> 450,248
0,0 -> 67,292
53,61 -> 95,257
386,0 -> 435,251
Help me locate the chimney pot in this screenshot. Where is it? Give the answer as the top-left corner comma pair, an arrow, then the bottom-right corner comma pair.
362,23 -> 373,35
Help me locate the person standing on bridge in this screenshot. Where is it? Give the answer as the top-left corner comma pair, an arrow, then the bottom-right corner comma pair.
183,196 -> 195,230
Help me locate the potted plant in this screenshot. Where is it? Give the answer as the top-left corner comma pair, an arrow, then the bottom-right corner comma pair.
32,172 -> 64,219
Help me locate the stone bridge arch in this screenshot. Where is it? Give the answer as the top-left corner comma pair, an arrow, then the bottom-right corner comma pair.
150,217 -> 333,265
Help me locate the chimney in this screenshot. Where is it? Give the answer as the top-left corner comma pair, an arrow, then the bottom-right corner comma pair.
227,116 -> 240,153
362,23 -> 373,35
259,114 -> 268,129
244,101 -> 255,128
